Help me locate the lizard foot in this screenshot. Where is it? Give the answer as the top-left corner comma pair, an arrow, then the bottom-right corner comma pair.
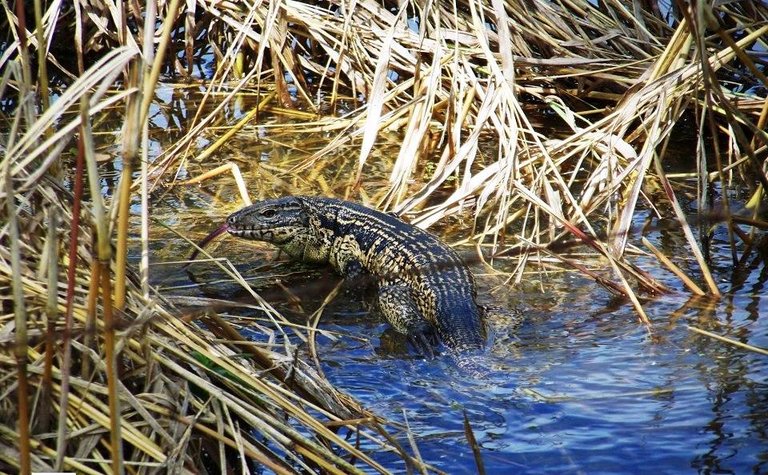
407,321 -> 440,358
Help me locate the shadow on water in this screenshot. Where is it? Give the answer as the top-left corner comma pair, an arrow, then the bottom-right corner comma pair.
108,88 -> 768,474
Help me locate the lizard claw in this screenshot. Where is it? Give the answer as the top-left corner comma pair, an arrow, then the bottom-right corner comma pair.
407,322 -> 440,358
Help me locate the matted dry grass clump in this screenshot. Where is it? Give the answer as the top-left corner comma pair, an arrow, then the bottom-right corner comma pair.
1,0 -> 767,472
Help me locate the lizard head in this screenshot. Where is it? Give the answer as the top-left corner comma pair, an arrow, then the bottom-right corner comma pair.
227,196 -> 309,245
226,196 -> 313,247
188,197 -> 317,263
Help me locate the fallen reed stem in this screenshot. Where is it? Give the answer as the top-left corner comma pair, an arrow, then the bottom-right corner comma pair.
641,237 -> 705,296
686,326 -> 768,356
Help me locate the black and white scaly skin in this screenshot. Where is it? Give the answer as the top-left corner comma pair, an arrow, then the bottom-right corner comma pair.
226,196 -> 486,352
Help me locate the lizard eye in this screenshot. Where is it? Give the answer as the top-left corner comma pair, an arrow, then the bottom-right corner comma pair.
262,209 -> 276,218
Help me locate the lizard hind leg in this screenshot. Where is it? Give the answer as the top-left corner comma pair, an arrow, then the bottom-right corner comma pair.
376,281 -> 439,357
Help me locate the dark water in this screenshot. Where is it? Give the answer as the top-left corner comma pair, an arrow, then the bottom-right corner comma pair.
126,90 -> 767,474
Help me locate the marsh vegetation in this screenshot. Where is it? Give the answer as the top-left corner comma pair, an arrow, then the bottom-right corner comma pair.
1,0 -> 766,473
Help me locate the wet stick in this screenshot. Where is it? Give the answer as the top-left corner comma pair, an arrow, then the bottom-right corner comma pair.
402,409 -> 428,475
307,280 -> 345,378
687,326 -> 768,356
463,410 -> 486,475
641,237 -> 705,296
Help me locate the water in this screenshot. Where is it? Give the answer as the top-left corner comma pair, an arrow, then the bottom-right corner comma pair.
126,94 -> 767,473
311,277 -> 767,473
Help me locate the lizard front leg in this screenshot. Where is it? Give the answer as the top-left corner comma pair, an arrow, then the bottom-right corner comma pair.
376,280 -> 438,356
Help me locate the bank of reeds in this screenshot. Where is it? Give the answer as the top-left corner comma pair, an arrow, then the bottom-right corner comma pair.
143,0 -> 765,301
1,0 -> 767,472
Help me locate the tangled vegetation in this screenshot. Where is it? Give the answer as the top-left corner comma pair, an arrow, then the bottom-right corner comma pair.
1,0 -> 766,472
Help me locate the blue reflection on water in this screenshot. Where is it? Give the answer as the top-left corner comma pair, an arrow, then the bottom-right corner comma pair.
316,273 -> 768,474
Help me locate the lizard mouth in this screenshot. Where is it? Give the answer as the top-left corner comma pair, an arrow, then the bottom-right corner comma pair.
226,226 -> 263,240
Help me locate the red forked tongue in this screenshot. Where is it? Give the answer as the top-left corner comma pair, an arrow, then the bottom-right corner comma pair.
187,222 -> 229,263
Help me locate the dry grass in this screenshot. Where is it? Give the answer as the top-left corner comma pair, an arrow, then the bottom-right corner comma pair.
136,0 -> 766,300
1,0 -> 767,472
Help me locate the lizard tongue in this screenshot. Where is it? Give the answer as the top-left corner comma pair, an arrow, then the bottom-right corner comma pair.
188,222 -> 229,263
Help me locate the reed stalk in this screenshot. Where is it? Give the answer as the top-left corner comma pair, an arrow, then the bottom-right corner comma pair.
81,95 -> 124,474
5,145 -> 31,475
40,207 -> 58,434
54,97 -> 87,471
113,52 -> 141,310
